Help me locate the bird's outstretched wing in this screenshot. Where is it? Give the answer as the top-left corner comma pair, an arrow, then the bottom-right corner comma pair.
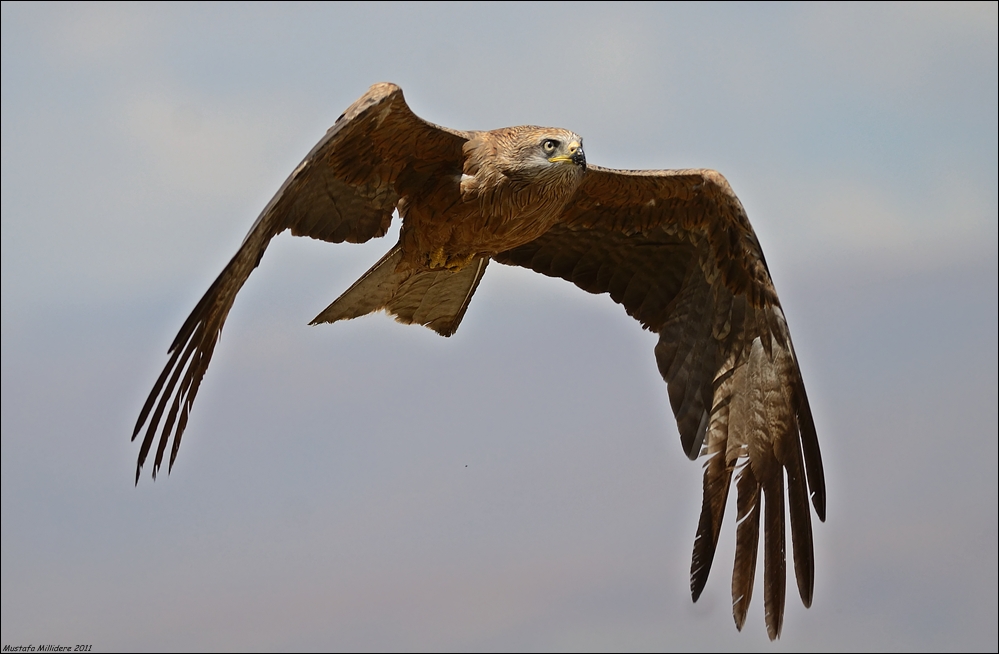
132,83 -> 468,483
493,165 -> 826,639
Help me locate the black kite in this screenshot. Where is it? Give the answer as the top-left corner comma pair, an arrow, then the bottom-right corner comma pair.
133,83 -> 826,639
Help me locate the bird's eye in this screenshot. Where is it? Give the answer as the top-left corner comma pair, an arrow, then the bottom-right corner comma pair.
542,139 -> 559,153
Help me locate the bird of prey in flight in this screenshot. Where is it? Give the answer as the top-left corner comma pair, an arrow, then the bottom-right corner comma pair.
133,82 -> 826,639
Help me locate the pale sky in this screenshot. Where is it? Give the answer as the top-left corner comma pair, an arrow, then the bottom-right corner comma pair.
2,3 -> 997,651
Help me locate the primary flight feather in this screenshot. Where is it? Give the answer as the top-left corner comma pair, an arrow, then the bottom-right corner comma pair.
133,82 -> 826,639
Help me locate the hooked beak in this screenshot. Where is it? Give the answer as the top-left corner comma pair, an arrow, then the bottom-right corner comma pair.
549,140 -> 586,170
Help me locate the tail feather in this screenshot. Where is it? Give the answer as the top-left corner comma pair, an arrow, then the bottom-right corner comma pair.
311,245 -> 489,337
311,246 -> 409,324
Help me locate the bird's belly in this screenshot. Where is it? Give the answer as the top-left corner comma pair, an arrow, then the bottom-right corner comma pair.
400,201 -> 560,271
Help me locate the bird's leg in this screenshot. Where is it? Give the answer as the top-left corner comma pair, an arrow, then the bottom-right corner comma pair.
428,246 -> 448,269
427,247 -> 474,271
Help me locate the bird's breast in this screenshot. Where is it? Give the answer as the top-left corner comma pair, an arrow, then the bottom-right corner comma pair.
398,172 -> 574,271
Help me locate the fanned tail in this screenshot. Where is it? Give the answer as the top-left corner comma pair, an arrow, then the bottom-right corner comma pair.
311,245 -> 489,337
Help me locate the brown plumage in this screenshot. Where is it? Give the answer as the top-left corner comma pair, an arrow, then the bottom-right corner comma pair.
133,82 -> 825,639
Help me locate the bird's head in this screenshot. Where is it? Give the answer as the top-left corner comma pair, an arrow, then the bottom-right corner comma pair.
511,127 -> 586,177
537,131 -> 586,171
464,126 -> 586,182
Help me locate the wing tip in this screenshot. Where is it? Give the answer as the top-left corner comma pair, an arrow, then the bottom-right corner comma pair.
690,561 -> 711,602
812,489 -> 827,523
